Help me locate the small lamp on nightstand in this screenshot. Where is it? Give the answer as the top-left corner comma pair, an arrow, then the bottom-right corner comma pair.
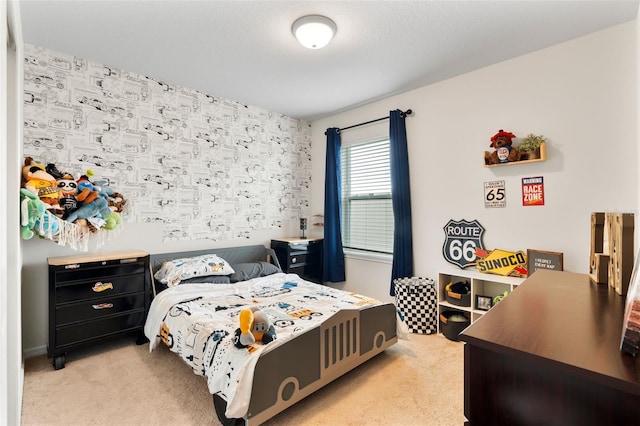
299,218 -> 307,239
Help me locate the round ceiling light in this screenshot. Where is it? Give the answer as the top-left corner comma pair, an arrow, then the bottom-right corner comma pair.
292,15 -> 337,49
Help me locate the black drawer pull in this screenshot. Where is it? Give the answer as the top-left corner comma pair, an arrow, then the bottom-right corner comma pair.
92,282 -> 113,293
92,303 -> 113,310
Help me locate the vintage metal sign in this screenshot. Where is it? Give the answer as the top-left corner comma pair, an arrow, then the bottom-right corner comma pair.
475,248 -> 528,277
442,219 -> 486,269
484,180 -> 506,208
522,176 -> 544,206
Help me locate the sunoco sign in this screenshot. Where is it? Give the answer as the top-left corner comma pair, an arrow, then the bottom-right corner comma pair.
442,219 -> 486,269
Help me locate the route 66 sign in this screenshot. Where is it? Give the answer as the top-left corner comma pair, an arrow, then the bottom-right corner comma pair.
443,219 -> 487,268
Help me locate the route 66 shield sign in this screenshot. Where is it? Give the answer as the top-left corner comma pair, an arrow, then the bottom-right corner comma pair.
442,219 -> 486,268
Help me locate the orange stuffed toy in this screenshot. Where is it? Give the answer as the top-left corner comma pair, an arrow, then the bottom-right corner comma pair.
22,156 -> 61,209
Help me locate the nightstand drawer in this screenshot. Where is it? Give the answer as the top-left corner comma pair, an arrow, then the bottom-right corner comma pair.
55,311 -> 146,348
56,293 -> 146,326
289,242 -> 309,250
54,263 -> 145,284
289,253 -> 307,265
56,274 -> 145,304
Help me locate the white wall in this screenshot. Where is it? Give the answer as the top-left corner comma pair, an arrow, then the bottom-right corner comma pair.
3,1 -> 24,424
1,2 -> 9,419
312,22 -> 638,302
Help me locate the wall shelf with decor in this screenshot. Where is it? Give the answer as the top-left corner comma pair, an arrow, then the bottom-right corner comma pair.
484,142 -> 547,168
437,269 -> 525,335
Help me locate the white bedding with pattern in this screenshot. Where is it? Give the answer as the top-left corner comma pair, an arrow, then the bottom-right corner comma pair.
144,272 -> 387,418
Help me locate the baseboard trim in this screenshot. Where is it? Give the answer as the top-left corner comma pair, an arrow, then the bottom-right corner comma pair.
23,345 -> 47,359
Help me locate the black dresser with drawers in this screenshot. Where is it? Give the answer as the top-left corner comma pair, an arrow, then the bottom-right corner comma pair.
47,250 -> 151,369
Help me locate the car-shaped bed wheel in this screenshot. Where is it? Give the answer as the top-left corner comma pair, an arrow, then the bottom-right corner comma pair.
212,394 -> 244,426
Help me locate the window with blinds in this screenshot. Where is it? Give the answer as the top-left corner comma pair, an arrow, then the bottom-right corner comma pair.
341,138 -> 394,254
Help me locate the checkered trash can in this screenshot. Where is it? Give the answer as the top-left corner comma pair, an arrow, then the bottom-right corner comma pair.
394,277 -> 438,334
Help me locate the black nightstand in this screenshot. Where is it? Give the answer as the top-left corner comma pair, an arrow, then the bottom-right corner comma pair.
47,250 -> 151,370
271,238 -> 323,284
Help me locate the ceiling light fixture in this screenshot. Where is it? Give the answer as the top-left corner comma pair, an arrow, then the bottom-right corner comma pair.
292,15 -> 337,49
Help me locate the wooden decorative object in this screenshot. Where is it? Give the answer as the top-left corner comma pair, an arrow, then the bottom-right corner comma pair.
591,254 -> 610,285
589,211 -> 635,293
589,212 -> 608,285
607,213 -> 635,295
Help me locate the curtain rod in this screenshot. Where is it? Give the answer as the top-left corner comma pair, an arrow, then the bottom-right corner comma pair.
333,109 -> 413,134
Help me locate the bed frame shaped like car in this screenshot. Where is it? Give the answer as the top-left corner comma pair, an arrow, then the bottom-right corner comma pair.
150,244 -> 398,425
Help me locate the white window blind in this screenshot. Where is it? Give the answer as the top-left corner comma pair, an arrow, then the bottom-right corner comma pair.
341,139 -> 394,253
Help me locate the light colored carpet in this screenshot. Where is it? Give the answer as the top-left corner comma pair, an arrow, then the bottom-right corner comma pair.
21,333 -> 464,425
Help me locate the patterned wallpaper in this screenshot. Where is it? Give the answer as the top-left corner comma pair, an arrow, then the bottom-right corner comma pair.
22,44 -> 312,242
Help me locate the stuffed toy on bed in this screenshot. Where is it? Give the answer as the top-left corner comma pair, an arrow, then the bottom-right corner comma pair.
233,307 -> 277,348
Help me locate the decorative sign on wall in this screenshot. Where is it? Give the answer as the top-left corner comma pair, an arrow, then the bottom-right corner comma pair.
527,249 -> 563,276
442,219 -> 487,269
484,180 -> 506,208
522,176 -> 545,206
475,247 -> 528,277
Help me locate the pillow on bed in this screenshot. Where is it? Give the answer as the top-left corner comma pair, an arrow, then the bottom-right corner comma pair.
154,254 -> 235,287
179,275 -> 231,285
229,261 -> 281,282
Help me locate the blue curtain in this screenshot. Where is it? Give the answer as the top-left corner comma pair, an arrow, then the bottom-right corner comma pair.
323,128 -> 346,282
389,110 -> 414,296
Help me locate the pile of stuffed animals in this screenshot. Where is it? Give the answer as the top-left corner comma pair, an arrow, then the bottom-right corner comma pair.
20,156 -> 127,242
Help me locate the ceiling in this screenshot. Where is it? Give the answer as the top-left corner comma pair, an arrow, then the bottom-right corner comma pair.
19,0 -> 639,122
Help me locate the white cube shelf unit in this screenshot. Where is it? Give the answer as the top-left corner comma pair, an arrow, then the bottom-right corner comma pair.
438,269 -> 525,333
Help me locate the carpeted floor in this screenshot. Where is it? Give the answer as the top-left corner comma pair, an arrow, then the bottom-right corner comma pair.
21,333 -> 464,425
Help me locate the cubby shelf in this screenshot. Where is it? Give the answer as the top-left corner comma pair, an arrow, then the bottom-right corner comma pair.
437,269 -> 525,334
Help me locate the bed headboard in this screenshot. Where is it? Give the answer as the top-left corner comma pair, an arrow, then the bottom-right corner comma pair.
149,244 -> 281,294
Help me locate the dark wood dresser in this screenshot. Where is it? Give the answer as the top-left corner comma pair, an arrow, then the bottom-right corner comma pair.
271,238 -> 323,284
459,270 -> 640,425
47,250 -> 151,369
